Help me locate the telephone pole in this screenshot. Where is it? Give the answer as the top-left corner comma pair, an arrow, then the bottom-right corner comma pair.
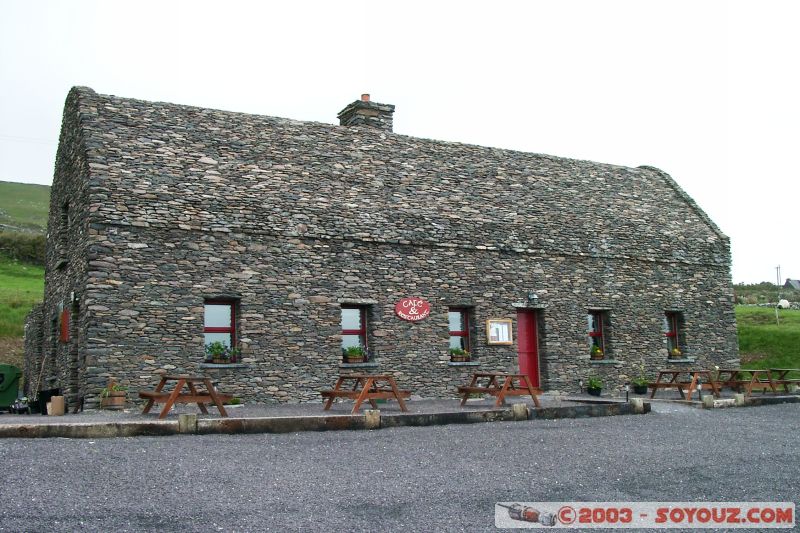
776,265 -> 781,325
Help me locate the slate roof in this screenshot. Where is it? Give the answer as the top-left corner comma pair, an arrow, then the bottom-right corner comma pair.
57,86 -> 729,266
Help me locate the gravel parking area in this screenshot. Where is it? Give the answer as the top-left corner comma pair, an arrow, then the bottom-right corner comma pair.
1,402 -> 797,532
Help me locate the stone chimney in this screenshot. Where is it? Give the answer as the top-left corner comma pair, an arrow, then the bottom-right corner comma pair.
337,93 -> 395,132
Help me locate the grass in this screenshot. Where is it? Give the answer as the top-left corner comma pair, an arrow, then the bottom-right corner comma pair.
0,256 -> 43,374
0,180 -> 51,233
0,256 -> 44,337
736,306 -> 800,376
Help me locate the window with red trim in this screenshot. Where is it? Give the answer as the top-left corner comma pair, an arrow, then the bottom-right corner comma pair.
587,311 -> 607,357
341,305 -> 368,357
664,311 -> 683,354
204,300 -> 236,348
448,308 -> 470,352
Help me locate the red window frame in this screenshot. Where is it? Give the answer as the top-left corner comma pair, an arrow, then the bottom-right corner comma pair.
588,311 -> 605,352
665,312 -> 680,351
204,300 -> 236,347
341,305 -> 368,350
448,308 -> 470,352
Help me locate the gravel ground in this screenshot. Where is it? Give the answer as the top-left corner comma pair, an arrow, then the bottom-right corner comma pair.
0,402 -> 797,532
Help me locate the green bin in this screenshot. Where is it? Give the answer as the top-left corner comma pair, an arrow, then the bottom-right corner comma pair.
0,364 -> 22,410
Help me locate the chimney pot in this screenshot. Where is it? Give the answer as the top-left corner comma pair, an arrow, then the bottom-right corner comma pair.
361,93 -> 370,101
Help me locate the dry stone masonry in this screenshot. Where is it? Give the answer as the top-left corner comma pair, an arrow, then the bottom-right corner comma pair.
24,87 -> 738,409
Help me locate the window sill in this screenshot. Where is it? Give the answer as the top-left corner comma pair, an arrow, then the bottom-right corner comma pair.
339,361 -> 380,369
199,363 -> 250,369
448,361 -> 481,367
665,358 -> 696,363
589,359 -> 623,365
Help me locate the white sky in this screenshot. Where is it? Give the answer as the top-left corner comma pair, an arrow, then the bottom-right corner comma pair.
1,0 -> 798,284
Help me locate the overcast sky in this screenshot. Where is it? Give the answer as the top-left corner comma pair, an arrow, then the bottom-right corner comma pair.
1,0 -> 798,284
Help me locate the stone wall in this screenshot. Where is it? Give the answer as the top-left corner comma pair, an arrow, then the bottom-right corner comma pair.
78,224 -> 736,404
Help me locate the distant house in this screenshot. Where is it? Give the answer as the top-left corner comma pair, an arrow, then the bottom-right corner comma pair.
24,87 -> 739,409
784,279 -> 800,291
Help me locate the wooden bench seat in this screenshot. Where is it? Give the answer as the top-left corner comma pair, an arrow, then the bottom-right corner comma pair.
139,390 -> 233,404
647,382 -> 681,389
457,386 -> 542,396
773,378 -> 800,385
320,389 -> 411,400
648,381 -> 716,389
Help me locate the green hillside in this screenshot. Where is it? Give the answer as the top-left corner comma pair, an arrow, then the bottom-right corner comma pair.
736,306 -> 800,372
0,256 -> 44,371
0,180 -> 51,233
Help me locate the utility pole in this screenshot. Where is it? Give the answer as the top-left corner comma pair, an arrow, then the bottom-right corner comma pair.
776,265 -> 781,325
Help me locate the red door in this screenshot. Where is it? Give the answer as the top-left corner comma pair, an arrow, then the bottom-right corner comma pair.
517,310 -> 540,388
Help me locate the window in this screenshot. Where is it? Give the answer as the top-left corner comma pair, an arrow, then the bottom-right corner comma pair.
587,311 -> 608,358
58,201 -> 70,251
448,308 -> 470,352
61,201 -> 69,229
664,311 -> 684,356
341,305 -> 368,357
204,300 -> 235,348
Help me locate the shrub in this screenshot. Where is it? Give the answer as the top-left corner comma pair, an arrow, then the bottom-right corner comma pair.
0,232 -> 45,265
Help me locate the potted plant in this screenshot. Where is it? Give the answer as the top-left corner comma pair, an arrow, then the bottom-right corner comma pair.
586,376 -> 603,396
343,345 -> 366,363
631,360 -> 649,394
205,341 -> 240,364
669,347 -> 682,359
100,380 -> 127,409
590,345 -> 604,360
631,376 -> 649,395
449,347 -> 471,362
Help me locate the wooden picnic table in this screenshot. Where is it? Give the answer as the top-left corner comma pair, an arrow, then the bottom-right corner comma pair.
457,372 -> 542,408
139,375 -> 230,419
769,368 -> 800,393
320,374 -> 410,414
715,368 -> 777,397
649,369 -> 720,402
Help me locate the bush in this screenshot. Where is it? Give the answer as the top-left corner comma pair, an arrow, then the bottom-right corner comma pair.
0,232 -> 45,265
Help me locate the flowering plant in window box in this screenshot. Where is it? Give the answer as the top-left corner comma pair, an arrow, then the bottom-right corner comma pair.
449,348 -> 471,362
205,341 -> 241,364
590,345 -> 604,360
343,346 -> 366,363
669,347 -> 682,359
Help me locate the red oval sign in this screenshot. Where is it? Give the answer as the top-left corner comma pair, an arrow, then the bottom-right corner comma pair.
394,297 -> 431,322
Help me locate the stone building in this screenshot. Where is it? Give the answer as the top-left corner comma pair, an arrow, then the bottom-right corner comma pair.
24,87 -> 738,409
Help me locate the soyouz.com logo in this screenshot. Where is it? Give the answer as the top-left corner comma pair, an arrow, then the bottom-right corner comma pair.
495,502 -> 795,528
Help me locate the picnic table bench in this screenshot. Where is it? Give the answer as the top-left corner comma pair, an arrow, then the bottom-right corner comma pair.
715,368 -> 777,397
457,372 -> 542,408
769,368 -> 800,393
320,374 -> 410,414
649,369 -> 720,402
139,375 -> 231,419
